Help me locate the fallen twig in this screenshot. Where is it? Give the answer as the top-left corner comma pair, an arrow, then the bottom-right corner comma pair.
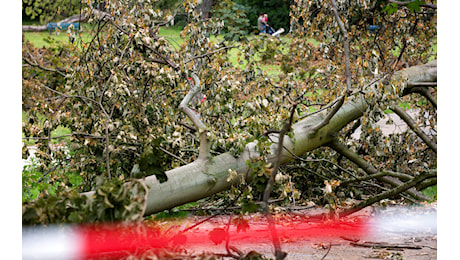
350,241 -> 422,250
320,243 -> 332,260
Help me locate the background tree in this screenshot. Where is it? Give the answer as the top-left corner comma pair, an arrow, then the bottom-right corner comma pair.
212,0 -> 250,41
22,0 -> 81,23
22,0 -> 436,230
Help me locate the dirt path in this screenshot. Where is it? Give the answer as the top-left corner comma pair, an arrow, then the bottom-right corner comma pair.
182,203 -> 437,259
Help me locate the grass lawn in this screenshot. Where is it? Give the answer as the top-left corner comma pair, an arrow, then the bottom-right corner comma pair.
23,23 -> 290,77
23,24 -> 188,48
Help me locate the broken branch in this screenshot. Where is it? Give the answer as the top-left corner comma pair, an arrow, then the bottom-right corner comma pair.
389,105 -> 437,153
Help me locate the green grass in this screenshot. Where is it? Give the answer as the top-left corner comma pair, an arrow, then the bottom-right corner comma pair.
421,185 -> 437,201
158,26 -> 186,49
23,23 -> 94,48
23,23 -> 187,48
23,21 -> 290,76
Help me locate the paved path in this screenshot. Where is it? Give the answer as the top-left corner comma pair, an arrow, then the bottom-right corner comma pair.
351,109 -> 436,139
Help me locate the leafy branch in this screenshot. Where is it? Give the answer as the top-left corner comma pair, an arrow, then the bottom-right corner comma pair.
327,138 -> 430,201
40,83 -> 113,179
22,57 -> 66,77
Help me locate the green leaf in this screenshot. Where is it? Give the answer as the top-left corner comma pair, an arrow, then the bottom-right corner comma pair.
407,0 -> 424,12
241,200 -> 259,213
383,3 -> 399,15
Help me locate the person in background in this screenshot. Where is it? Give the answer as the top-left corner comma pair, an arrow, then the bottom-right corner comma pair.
258,12 -> 266,34
263,14 -> 275,35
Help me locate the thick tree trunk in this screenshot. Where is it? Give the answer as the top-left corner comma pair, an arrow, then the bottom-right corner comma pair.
82,60 -> 437,216
197,0 -> 215,19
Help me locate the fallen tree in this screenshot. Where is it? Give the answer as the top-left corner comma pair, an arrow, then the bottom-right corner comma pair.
23,0 -> 437,226
79,60 -> 436,215
22,14 -> 87,32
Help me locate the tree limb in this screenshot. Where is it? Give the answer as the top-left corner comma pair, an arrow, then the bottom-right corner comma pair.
179,73 -> 210,161
402,83 -> 437,108
79,61 -> 436,215
327,138 -> 430,201
261,104 -> 297,260
330,0 -> 351,93
340,171 -> 436,217
22,57 -> 66,77
416,175 -> 437,191
389,105 -> 437,152
310,95 -> 345,133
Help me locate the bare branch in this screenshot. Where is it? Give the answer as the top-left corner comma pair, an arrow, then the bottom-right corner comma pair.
261,104 -> 297,260
22,57 -> 66,77
389,105 -> 437,152
340,170 -> 436,217
159,147 -> 188,165
340,170 -> 413,186
402,82 -> 437,108
416,175 -> 437,191
330,0 -> 351,93
299,95 -> 344,120
184,45 -> 239,64
310,95 -> 345,133
179,73 -> 210,161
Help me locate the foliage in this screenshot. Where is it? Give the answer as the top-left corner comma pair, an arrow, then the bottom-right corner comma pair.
23,0 -> 436,227
421,185 -> 437,201
22,0 -> 81,23
287,0 -> 436,202
23,176 -> 147,225
212,0 -> 251,41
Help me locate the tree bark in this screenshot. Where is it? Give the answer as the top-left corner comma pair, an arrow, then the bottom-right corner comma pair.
81,60 -> 437,216
22,14 -> 87,32
196,0 -> 215,19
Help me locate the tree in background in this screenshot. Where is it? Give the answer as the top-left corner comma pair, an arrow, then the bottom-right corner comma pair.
212,0 -> 250,41
23,0 -> 81,23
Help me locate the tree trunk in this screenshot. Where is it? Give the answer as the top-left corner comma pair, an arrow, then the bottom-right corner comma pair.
82,60 -> 437,216
22,14 -> 87,32
197,0 -> 215,19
